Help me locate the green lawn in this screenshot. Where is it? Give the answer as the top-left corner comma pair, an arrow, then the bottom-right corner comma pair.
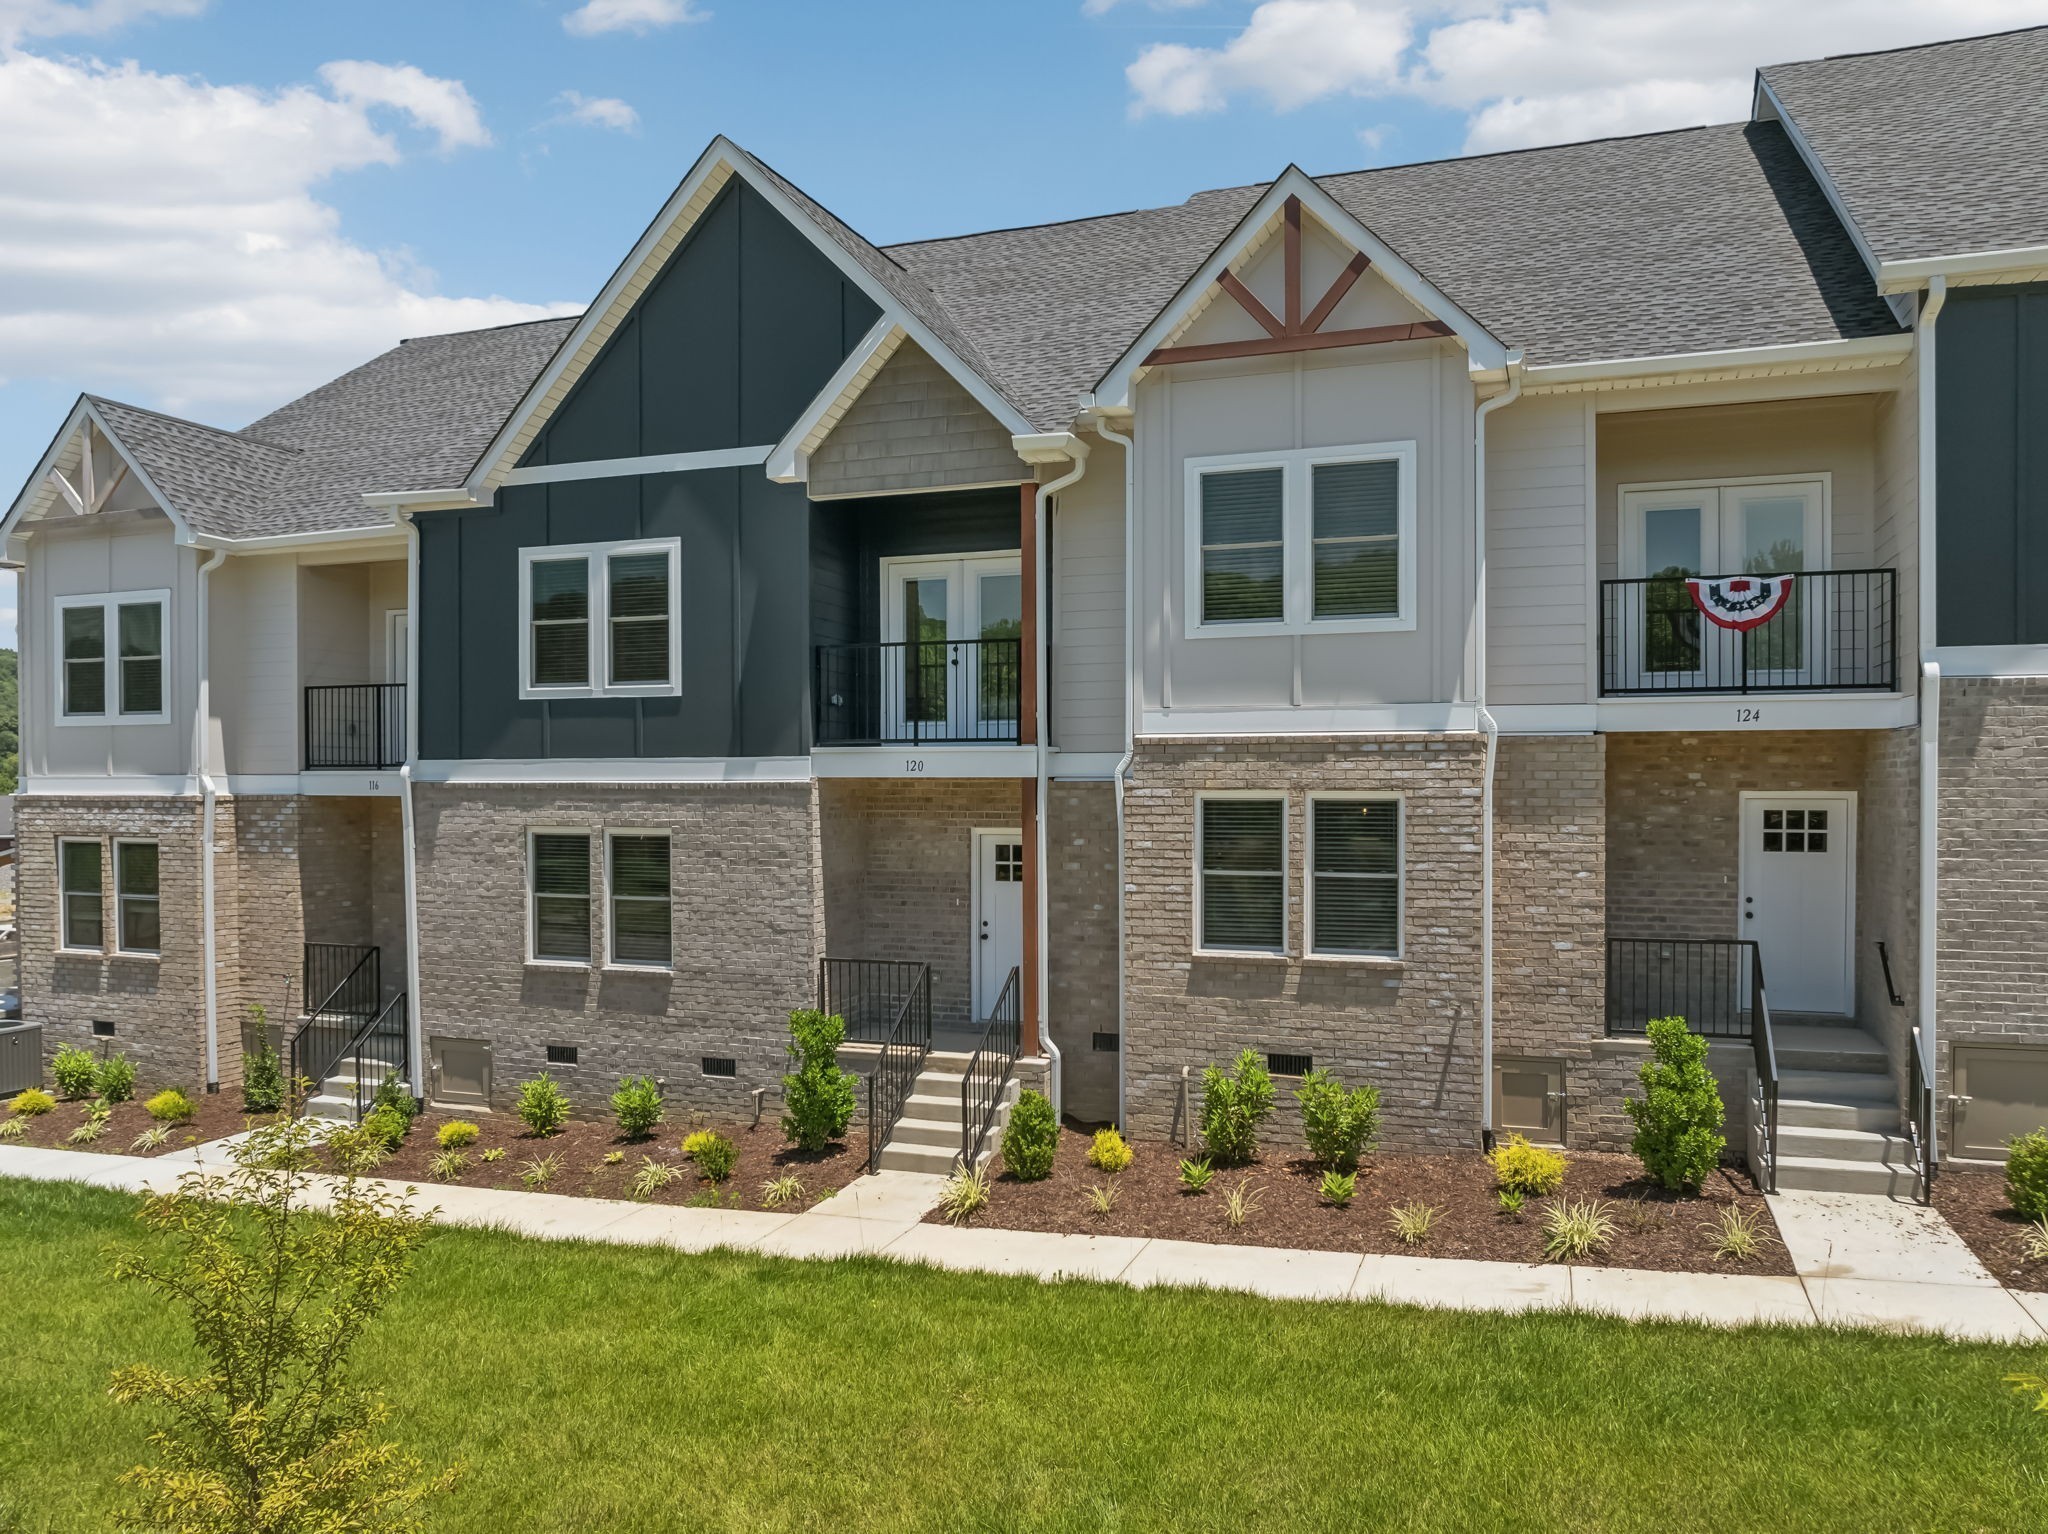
3,1177 -> 2046,1533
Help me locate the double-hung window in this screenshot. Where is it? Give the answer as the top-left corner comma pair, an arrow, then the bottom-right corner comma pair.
606,830 -> 672,968
1307,797 -> 1401,958
57,591 -> 168,722
115,840 -> 160,955
1185,443 -> 1415,635
59,839 -> 102,951
528,831 -> 592,964
518,540 -> 680,699
1197,796 -> 1286,954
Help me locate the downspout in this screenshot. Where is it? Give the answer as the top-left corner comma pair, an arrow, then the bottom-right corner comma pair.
1091,412 -> 1138,1130
1031,441 -> 1091,1117
193,545 -> 228,1092
399,512 -> 427,1103
1473,353 -> 1524,1150
1915,277 -> 1946,1148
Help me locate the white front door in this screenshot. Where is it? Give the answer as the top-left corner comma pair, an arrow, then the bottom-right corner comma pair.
1739,794 -> 1854,1014
881,554 -> 1022,740
972,828 -> 1025,1020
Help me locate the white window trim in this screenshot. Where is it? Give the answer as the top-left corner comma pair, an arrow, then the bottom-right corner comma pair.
113,837 -> 160,957
1304,793 -> 1404,961
57,836 -> 103,954
1193,791 -> 1289,958
604,826 -> 673,971
526,827 -> 593,968
54,588 -> 171,725
1182,441 -> 1418,639
517,539 -> 682,701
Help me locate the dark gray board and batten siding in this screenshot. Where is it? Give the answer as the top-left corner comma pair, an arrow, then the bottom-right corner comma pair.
417,178 -> 882,761
1936,283 -> 2048,647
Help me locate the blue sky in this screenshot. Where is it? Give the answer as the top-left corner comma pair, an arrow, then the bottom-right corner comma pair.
5,0 -> 2046,646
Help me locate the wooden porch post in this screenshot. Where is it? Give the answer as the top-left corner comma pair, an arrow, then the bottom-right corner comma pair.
1019,481 -> 1042,1056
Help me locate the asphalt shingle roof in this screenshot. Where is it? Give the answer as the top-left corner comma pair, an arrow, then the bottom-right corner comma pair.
1762,26 -> 2048,265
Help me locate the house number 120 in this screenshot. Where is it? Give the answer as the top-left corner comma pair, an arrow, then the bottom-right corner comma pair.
904,758 -> 925,773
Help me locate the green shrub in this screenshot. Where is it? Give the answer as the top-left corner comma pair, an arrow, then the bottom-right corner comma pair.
97,1053 -> 137,1104
10,1088 -> 56,1117
692,1132 -> 737,1183
1087,1127 -> 1133,1173
611,1076 -> 665,1140
1497,1188 -> 1527,1219
1199,1049 -> 1275,1167
1001,1090 -> 1058,1181
631,1157 -> 683,1199
435,1120 -> 480,1151
1542,1198 -> 1616,1262
1490,1133 -> 1568,1197
780,1009 -> 857,1151
371,1072 -> 418,1129
0,1118 -> 23,1141
761,1173 -> 808,1210
681,1129 -> 720,1160
428,1150 -> 469,1183
1624,1016 -> 1726,1192
1178,1157 -> 1215,1193
242,1021 -> 285,1114
1388,1201 -> 1437,1246
360,1108 -> 406,1153
52,1043 -> 100,1099
516,1074 -> 571,1137
937,1165 -> 991,1225
2007,1130 -> 2048,1219
1222,1177 -> 1261,1229
1296,1068 -> 1380,1170
1318,1169 -> 1357,1207
519,1152 -> 563,1191
145,1089 -> 195,1124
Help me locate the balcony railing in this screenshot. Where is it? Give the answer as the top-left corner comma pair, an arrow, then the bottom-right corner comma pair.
1606,937 -> 1759,1038
1598,568 -> 1895,696
814,639 -> 1021,746
305,683 -> 406,770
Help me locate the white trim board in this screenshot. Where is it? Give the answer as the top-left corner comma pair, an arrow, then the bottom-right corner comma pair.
1927,646 -> 2048,678
1141,704 -> 1479,736
499,444 -> 775,488
765,318 -> 903,482
412,757 -> 812,785
810,745 -> 1036,780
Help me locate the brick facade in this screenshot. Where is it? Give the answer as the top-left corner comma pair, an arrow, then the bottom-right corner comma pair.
1049,779 -> 1119,1124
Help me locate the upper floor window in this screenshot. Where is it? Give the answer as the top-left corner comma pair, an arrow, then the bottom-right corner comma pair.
57,590 -> 168,723
518,540 -> 680,700
1184,443 -> 1416,637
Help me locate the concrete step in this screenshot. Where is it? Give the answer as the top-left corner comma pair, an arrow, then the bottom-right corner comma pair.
878,1140 -> 958,1175
890,1116 -> 967,1150
1777,1124 -> 1912,1165
1773,1025 -> 1889,1074
1774,1153 -> 1921,1197
1778,1096 -> 1900,1133
1778,1068 -> 1897,1105
303,1094 -> 356,1123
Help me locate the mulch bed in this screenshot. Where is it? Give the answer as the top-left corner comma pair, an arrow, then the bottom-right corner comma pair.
5,1089 -> 279,1158
936,1127 -> 1792,1276
323,1107 -> 869,1213
1932,1170 -> 2048,1292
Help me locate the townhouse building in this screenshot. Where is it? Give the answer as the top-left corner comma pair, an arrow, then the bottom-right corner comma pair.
7,26 -> 2047,1192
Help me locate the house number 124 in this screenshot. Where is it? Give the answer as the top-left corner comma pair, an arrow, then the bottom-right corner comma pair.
1733,707 -> 1763,724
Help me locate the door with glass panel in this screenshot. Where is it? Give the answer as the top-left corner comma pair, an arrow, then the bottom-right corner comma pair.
1619,481 -> 1825,690
881,555 -> 1022,741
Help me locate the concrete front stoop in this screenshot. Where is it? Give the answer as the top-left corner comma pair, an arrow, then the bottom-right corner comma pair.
876,1051 -> 1020,1175
1771,1021 -> 1921,1198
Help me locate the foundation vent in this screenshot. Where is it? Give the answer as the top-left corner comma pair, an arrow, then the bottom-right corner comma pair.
1265,1051 -> 1313,1077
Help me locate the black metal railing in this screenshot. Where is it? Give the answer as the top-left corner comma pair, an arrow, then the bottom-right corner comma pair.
305,683 -> 406,769
1751,959 -> 1780,1195
1599,568 -> 1895,695
867,967 -> 932,1173
1908,1023 -> 1939,1204
960,966 -> 1021,1170
814,639 -> 1022,746
1876,939 -> 1905,1007
1606,937 -> 1760,1038
288,943 -> 380,1102
348,992 -> 411,1121
819,958 -> 938,1045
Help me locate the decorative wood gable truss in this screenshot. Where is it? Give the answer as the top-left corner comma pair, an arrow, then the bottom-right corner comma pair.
1,397 -> 189,547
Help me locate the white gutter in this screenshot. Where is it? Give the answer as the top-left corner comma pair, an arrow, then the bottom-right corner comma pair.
1090,411 -> 1139,1130
400,513 -> 427,1102
1915,278 -> 1946,1145
194,525 -> 408,553
1520,334 -> 1911,394
193,544 -> 228,1091
1472,353 -> 1524,1147
1879,244 -> 2048,290
1015,434 -> 1091,1117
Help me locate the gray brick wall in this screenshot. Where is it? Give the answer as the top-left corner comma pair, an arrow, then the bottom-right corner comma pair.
807,339 -> 1026,499
1049,779 -> 1119,1124
1857,725 -> 1919,1102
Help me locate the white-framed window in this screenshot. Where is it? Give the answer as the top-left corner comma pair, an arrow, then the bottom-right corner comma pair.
114,839 -> 160,955
1306,796 -> 1402,959
527,829 -> 592,964
517,540 -> 681,700
1183,442 -> 1416,637
1196,794 -> 1287,955
56,589 -> 169,723
58,838 -> 103,952
605,829 -> 672,969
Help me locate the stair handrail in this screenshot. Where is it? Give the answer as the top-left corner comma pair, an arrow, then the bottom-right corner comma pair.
959,967 -> 1021,1170
866,964 -> 931,1174
1907,1023 -> 1939,1204
347,992 -> 411,1122
1747,939 -> 1780,1195
287,944 -> 381,1112
1876,939 -> 1905,1007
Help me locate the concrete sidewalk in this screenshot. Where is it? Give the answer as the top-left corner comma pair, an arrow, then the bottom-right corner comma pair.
6,1143 -> 2043,1343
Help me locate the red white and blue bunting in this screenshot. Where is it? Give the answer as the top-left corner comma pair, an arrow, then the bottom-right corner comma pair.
1685,574 -> 1795,631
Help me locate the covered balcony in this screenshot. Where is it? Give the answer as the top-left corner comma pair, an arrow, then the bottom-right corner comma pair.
304,682 -> 406,769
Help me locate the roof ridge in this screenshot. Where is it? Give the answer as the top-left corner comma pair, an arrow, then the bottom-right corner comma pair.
398,312 -> 584,346
1761,22 -> 2048,74
88,395 -> 303,455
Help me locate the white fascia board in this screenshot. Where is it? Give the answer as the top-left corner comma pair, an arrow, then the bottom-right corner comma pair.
1012,432 -> 1088,466
766,317 -> 904,482
1093,165 -> 1509,411
413,756 -> 813,785
499,444 -> 775,488
1520,333 -> 1913,393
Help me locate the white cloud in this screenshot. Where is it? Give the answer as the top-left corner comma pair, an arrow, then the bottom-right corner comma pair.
0,50 -> 575,428
562,0 -> 705,37
551,90 -> 640,132
1081,0 -> 1209,16
1123,2 -> 2048,150
0,0 -> 201,45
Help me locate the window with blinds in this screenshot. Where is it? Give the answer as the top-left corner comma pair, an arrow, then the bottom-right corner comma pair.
608,552 -> 671,685
58,591 -> 168,719
1199,797 -> 1285,952
63,606 -> 105,717
1200,467 -> 1285,624
529,558 -> 590,688
520,539 -> 679,698
1309,797 -> 1400,956
607,831 -> 672,967
116,840 -> 160,955
529,831 -> 592,963
1311,460 -> 1400,619
60,838 -> 102,951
